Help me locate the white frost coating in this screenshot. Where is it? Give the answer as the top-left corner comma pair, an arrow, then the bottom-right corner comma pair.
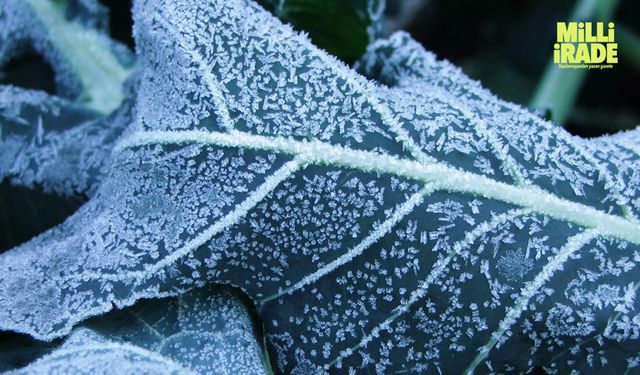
360,31 -> 638,221
172,0 -> 431,162
152,10 -> 234,132
428,85 -> 527,186
618,141 -> 640,159
619,139 -> 640,158
566,135 -> 638,221
10,287 -> 265,374
535,121 -> 636,221
155,287 -> 267,375
464,230 -> 597,374
325,208 -> 530,369
259,185 -> 432,304
0,86 -> 131,196
280,17 -> 437,165
118,129 -> 640,244
10,340 -> 195,375
70,159 -> 300,282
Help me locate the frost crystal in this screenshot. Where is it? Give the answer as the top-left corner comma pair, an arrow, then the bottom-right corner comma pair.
496,249 -> 534,282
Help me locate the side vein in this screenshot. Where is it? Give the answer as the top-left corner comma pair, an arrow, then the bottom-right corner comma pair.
67,159 -> 300,283
464,229 -> 598,374
324,208 -> 531,370
427,85 -> 527,186
153,10 -> 235,132
258,184 -> 434,306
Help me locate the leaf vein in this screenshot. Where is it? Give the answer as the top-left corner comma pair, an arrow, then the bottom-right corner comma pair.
325,208 -> 531,369
258,184 -> 433,305
115,129 -> 640,245
464,229 -> 598,374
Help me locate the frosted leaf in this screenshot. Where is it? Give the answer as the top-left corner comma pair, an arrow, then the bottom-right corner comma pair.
7,286 -> 266,374
0,0 -> 639,374
7,328 -> 193,375
588,133 -> 640,218
0,86 -> 132,196
357,32 -> 633,216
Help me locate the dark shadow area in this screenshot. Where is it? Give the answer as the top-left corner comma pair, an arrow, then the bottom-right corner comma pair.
527,366 -> 549,375
0,53 -> 56,95
0,331 -> 61,372
0,181 -> 85,253
102,0 -> 135,50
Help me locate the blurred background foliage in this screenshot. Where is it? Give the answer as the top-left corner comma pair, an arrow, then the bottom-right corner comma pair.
390,0 -> 639,137
0,0 -> 638,252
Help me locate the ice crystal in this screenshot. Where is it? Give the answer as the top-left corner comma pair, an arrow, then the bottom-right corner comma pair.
496,249 -> 534,282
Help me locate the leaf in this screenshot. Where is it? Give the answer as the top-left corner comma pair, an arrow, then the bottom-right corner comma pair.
257,0 -> 384,64
6,328 -> 194,375
0,0 -> 134,250
7,286 -> 267,374
0,84 -> 133,250
0,0 -> 135,251
0,0 -> 639,374
0,85 -> 133,196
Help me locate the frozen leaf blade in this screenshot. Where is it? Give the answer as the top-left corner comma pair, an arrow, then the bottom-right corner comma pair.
0,86 -> 132,196
8,286 -> 267,375
0,0 -> 639,374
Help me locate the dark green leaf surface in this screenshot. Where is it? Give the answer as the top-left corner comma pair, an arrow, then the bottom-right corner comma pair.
258,0 -> 384,64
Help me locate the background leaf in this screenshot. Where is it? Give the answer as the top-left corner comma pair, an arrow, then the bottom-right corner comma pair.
6,286 -> 268,374
257,0 -> 384,64
0,0 -> 134,114
0,0 -> 136,251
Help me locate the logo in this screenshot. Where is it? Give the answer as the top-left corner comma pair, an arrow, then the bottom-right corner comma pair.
554,22 -> 617,69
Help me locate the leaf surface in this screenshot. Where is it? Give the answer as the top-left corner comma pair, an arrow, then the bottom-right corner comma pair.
0,86 -> 132,197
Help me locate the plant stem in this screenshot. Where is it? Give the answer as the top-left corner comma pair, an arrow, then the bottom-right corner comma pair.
27,0 -> 134,114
